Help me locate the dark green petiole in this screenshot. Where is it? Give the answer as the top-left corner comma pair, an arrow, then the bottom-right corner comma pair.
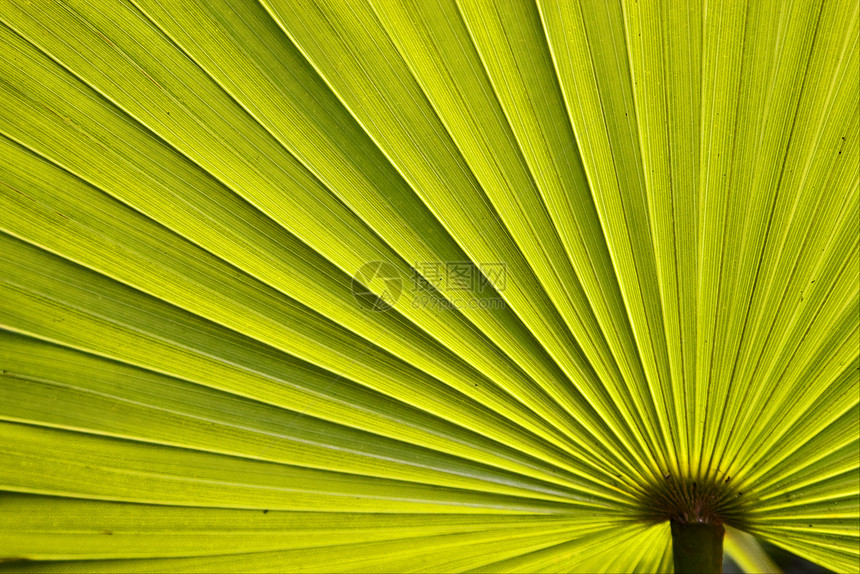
671,520 -> 725,574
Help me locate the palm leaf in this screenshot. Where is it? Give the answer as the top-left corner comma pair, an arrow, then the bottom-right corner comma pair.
0,0 -> 857,572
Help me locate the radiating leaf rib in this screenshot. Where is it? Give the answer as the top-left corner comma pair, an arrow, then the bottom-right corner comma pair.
702,0 -> 825,478
2,493 -> 631,562
1,419 -> 605,514
259,0 -> 668,475
538,0 -> 680,478
365,0 -> 658,479
371,0 -> 674,486
746,524 -> 860,574
691,1 -> 744,486
746,357 -> 859,481
126,0 -> 582,411
0,1 -> 646,488
0,131 -> 641,491
706,0 -> 860,483
1,523 -> 614,574
0,496 -> 570,560
621,0 -> 702,477
0,333 -> 628,503
1,232 -> 638,502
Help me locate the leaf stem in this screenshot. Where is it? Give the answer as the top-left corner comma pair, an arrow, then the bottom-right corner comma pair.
671,520 -> 725,574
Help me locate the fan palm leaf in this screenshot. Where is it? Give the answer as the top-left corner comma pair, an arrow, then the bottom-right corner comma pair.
0,0 -> 857,572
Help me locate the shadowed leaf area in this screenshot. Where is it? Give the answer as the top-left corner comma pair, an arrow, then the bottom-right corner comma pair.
0,0 -> 857,572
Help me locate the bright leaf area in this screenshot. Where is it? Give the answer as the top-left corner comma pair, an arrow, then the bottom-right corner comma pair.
0,0 -> 857,572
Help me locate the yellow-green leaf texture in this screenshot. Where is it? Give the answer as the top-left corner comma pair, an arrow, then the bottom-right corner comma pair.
0,0 -> 857,572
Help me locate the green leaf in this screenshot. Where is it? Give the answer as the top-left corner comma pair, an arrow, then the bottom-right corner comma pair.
0,0 -> 857,572
724,525 -> 781,574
